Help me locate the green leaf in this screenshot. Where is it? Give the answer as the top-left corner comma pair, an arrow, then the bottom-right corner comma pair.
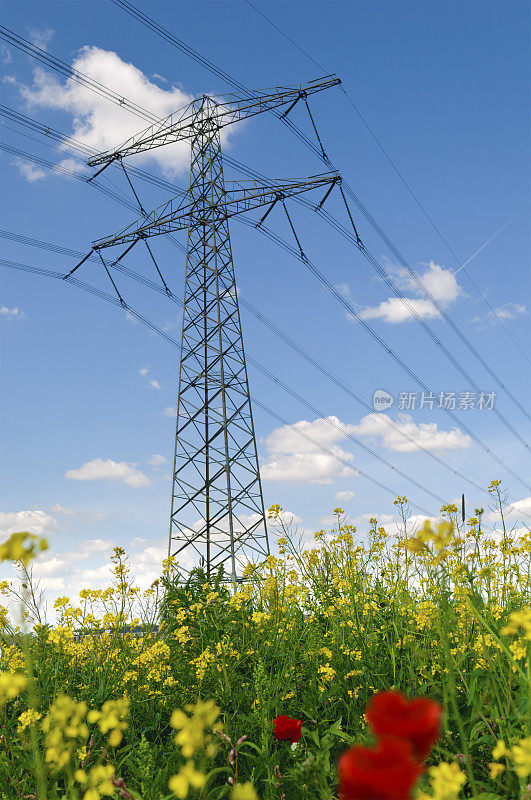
468,794 -> 502,800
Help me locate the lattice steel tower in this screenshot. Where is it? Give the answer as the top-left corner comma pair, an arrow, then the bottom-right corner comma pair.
86,77 -> 340,581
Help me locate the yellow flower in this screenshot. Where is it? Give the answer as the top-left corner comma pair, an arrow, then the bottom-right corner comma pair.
17,708 -> 42,733
88,697 -> 129,747
82,764 -> 115,800
501,607 -> 531,640
170,699 -> 220,758
168,761 -> 206,799
231,783 -> 259,800
488,762 -> 505,779
42,695 -> 89,771
492,740 -> 509,760
0,531 -> 48,565
511,736 -> 531,779
0,671 -> 27,709
420,761 -> 467,800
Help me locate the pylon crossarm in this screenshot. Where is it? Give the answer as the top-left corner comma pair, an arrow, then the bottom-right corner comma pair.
92,173 -> 340,249
87,76 -> 340,167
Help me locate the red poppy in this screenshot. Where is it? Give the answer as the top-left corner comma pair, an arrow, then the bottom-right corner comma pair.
272,715 -> 303,743
365,690 -> 442,761
338,736 -> 424,800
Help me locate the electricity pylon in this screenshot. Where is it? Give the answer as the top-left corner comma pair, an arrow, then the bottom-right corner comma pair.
86,76 -> 340,581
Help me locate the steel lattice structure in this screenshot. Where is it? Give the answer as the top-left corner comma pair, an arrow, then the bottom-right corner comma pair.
168,96 -> 268,582
83,77 -> 340,581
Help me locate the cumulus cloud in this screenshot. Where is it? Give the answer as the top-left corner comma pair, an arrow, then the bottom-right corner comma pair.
0,509 -> 57,537
18,46 -> 195,177
47,503 -> 76,516
27,28 -> 54,51
360,297 -> 441,324
334,490 -> 355,503
359,262 -> 462,323
350,413 -> 471,452
0,305 -> 24,319
474,302 -> 527,327
14,159 -> 47,183
163,406 -> 176,417
65,458 -> 150,487
147,454 -> 167,467
139,367 -> 149,376
1,44 -> 12,65
261,416 -> 358,485
261,412 -> 469,486
485,495 -> 531,525
148,379 -> 161,390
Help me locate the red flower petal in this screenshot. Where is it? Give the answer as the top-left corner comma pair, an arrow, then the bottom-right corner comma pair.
366,691 -> 442,761
338,736 -> 424,800
272,715 -> 303,743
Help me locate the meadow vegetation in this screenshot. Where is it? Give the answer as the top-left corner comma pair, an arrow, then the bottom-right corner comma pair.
0,480 -> 529,799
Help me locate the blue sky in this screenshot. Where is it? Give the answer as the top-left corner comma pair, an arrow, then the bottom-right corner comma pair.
1,0 -> 530,604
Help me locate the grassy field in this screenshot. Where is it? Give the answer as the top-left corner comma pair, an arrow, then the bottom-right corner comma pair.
0,480 -> 529,799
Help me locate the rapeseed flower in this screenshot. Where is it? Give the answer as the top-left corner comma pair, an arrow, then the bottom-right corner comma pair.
0,671 -> 27,709
17,707 -> 42,732
88,697 -> 129,747
171,699 -> 221,758
168,761 -> 206,799
0,531 -> 48,565
416,761 -> 467,800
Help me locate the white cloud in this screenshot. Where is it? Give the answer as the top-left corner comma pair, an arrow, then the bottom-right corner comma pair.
163,406 -> 176,417
359,262 -> 461,323
19,46 -> 195,177
0,305 -> 24,319
14,160 -> 47,183
474,302 -> 528,327
1,45 -> 12,65
335,283 -> 352,298
27,28 -> 54,51
139,367 -> 149,376
334,490 -> 355,503
359,297 -> 440,324
147,454 -> 167,467
485,496 -> 531,524
56,157 -> 89,174
65,458 -> 150,487
47,503 -> 76,516
261,417 -> 358,485
0,510 -> 57,537
148,379 -> 161,390
349,413 -> 471,452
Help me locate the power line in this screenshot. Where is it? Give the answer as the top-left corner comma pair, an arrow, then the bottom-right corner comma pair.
0,104 -> 178,193
103,0 -> 531,449
223,153 -> 531,448
6,13 -> 527,432
241,0 -> 531,372
0,25 -> 160,123
0,226 -> 490,495
240,217 -> 531,493
5,108 -> 527,399
1,255 -> 442,518
0,246 -> 447,505
5,139 -> 528,492
0,141 -> 140,213
5,20 -> 527,433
